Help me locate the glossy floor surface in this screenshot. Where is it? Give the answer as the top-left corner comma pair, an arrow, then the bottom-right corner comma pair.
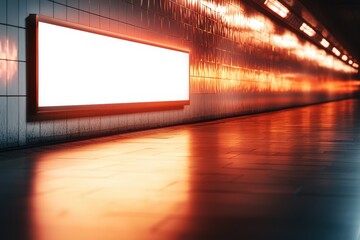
2,99 -> 360,240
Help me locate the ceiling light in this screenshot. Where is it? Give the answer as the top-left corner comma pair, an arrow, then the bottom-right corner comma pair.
353,63 -> 359,68
349,60 -> 353,65
300,23 -> 316,37
341,55 -> 348,61
264,0 -> 290,18
320,38 -> 329,48
332,47 -> 340,56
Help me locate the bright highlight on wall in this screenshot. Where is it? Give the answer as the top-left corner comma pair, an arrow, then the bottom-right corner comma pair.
34,18 -> 189,115
0,38 -> 18,84
264,0 -> 289,18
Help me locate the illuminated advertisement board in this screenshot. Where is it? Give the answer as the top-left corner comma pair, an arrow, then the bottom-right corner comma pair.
26,15 -> 190,120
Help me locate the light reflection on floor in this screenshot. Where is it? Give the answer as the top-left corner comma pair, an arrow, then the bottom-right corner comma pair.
31,134 -> 190,240
2,99 -> 360,239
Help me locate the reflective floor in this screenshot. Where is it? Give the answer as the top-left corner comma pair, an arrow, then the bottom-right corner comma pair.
2,99 -> 360,240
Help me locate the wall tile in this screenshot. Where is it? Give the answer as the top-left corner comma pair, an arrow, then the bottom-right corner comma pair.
79,11 -> 90,26
6,27 -> 19,96
7,0 -> 19,26
147,111 -> 161,128
0,0 -> 6,24
100,116 -> 111,131
7,97 -> 19,147
89,116 -> 101,134
89,13 -> 99,28
99,0 -> 109,18
89,0 -> 99,15
54,3 -> 66,21
26,121 -> 40,144
79,0 -> 89,11
126,114 -> 135,130
67,7 -> 79,23
67,118 -> 79,138
18,0 -> 27,28
18,62 -> 25,95
53,120 -> 67,140
109,115 -> 119,130
162,111 -> 172,127
126,2 -> 134,24
6,61 -> 18,95
100,17 -> 109,30
109,0 -> 119,21
27,0 -> 40,15
79,117 -> 90,137
109,20 -> 118,33
40,120 -> 54,138
67,0 -> 78,8
133,113 -> 147,130
0,97 -> 6,148
0,24 -> 7,59
18,96 -> 26,145
118,114 -> 128,131
118,21 -> 127,35
55,0 -> 66,4
40,0 -> 54,17
18,28 -> 25,61
118,1 -> 126,23
0,60 -> 6,95
7,26 -> 19,60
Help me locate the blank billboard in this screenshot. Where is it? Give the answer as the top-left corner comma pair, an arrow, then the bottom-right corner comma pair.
27,15 -> 190,119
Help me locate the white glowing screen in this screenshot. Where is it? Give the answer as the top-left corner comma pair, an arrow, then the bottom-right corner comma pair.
38,22 -> 190,107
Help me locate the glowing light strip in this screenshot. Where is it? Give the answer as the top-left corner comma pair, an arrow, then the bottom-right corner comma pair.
188,0 -> 357,73
320,38 -> 329,48
341,55 -> 348,61
37,21 -> 190,108
264,0 -> 289,18
300,23 -> 316,37
332,47 -> 340,56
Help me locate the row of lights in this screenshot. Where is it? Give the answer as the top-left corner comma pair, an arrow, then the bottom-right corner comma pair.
264,0 -> 359,69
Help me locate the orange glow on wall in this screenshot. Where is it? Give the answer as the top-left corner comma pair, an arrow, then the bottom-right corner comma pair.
182,0 -> 355,73
0,38 -> 18,84
179,0 -> 358,95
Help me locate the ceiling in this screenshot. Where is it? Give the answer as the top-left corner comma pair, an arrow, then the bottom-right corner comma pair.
299,0 -> 360,64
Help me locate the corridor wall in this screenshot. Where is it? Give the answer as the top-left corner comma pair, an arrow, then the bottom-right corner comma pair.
0,0 -> 358,149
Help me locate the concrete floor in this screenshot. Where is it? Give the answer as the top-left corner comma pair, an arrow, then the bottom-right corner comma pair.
1,98 -> 360,240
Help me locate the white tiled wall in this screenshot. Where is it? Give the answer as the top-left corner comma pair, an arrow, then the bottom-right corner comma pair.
0,0 -> 357,150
